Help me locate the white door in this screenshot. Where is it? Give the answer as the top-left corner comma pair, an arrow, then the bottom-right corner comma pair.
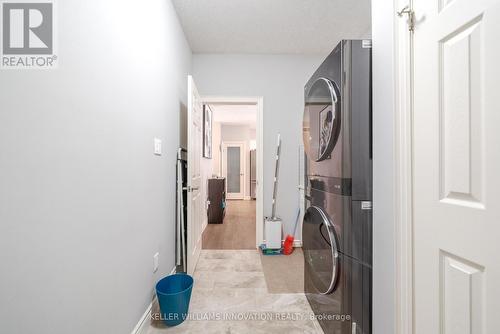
187,76 -> 203,275
222,142 -> 245,199
413,0 -> 500,333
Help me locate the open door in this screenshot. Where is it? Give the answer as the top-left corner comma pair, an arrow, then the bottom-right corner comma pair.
412,0 -> 500,332
187,76 -> 203,275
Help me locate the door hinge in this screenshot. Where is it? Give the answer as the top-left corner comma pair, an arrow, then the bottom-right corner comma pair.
397,5 -> 415,32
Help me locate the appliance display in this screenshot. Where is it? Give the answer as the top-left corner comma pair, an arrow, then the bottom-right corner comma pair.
302,40 -> 372,334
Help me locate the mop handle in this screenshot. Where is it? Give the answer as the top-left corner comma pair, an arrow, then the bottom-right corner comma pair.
271,134 -> 281,219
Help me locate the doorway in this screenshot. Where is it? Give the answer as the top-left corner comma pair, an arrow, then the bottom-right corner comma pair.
201,97 -> 263,250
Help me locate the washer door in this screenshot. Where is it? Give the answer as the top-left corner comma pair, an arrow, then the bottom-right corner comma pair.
303,77 -> 341,162
303,205 -> 340,294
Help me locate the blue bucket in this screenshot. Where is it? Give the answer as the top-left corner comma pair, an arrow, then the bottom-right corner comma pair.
155,273 -> 194,326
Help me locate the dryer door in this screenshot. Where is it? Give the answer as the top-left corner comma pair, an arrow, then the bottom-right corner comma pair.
303,205 -> 340,294
303,77 -> 341,162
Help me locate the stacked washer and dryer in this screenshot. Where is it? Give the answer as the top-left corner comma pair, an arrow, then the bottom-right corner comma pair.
302,40 -> 372,334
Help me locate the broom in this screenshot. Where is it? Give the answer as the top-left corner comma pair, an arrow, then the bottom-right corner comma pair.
283,209 -> 300,255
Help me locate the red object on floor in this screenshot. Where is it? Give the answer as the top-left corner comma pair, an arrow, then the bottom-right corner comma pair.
283,235 -> 294,255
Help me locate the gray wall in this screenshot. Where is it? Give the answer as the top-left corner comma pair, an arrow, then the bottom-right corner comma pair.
372,0 -> 396,333
0,0 -> 192,333
193,54 -> 323,237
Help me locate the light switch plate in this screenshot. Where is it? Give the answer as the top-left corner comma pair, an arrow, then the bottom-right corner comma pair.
154,138 -> 162,155
153,252 -> 159,272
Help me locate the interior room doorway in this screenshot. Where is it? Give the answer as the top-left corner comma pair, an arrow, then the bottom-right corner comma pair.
201,97 -> 263,250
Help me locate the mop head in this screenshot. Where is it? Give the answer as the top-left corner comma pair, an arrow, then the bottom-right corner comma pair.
283,235 -> 294,255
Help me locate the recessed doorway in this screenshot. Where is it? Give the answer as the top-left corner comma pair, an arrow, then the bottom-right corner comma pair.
201,97 -> 263,250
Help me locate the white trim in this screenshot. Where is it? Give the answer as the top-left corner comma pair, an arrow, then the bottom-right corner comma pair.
244,196 -> 251,200
131,267 -> 176,334
130,301 -> 151,334
202,96 -> 264,247
394,0 -> 414,333
221,141 -> 246,200
256,97 -> 264,247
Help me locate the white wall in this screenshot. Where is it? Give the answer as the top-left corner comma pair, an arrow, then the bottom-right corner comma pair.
193,54 -> 323,237
220,124 -> 256,199
212,121 -> 222,176
372,1 -> 396,333
0,1 -> 192,333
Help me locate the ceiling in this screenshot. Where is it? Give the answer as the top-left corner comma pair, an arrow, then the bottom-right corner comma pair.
171,0 -> 372,54
210,104 -> 257,126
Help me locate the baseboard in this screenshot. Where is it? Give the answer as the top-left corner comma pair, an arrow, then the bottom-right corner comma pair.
130,266 -> 176,334
244,196 -> 251,200
130,300 -> 152,334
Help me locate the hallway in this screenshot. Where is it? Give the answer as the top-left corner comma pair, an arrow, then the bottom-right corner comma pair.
202,200 -> 256,249
144,250 -> 321,333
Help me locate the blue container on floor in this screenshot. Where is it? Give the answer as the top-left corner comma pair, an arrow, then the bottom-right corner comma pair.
155,273 -> 193,326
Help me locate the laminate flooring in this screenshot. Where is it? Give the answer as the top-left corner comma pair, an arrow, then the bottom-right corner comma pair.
202,200 -> 256,250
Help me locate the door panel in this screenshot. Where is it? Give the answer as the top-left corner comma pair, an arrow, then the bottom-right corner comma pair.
187,76 -> 203,275
413,0 -> 500,332
227,146 -> 241,193
222,142 -> 245,199
440,16 -> 483,207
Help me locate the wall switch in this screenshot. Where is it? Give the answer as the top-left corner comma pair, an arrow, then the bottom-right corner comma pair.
154,138 -> 162,155
153,252 -> 159,272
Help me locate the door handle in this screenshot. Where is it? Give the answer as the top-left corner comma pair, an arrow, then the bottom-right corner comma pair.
187,186 -> 199,192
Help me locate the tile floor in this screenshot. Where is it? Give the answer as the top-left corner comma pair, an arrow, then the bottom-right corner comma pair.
143,250 -> 322,333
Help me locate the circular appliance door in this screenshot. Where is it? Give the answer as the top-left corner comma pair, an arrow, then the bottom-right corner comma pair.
303,205 -> 340,295
303,77 -> 341,162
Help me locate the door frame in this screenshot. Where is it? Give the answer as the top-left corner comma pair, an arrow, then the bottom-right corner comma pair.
201,96 -> 264,248
221,141 -> 246,200
394,0 -> 414,333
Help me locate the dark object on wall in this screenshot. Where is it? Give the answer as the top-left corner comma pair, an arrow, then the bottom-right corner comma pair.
203,104 -> 212,158
176,148 -> 187,273
207,178 -> 226,224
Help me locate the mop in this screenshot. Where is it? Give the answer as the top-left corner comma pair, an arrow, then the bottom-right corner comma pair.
261,134 -> 283,254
